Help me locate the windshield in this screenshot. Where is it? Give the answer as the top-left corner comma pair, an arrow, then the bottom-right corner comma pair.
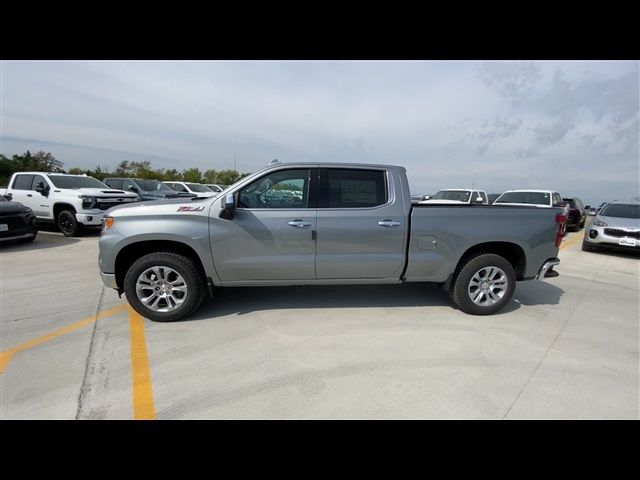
601,204 -> 640,219
47,175 -> 108,189
186,183 -> 212,193
495,192 -> 550,205
431,190 -> 471,202
136,180 -> 173,191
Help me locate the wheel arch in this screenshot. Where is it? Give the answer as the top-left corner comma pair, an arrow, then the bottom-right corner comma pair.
452,241 -> 527,286
115,240 -> 208,293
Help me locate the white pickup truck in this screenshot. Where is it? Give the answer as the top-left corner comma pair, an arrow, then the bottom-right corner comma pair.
0,172 -> 138,236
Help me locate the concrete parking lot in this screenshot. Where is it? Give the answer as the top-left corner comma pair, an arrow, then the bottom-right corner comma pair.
1,220 -> 638,419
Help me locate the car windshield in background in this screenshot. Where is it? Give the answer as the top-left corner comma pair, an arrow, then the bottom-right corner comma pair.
432,190 -> 471,202
47,175 -> 108,189
137,180 -> 173,191
601,204 -> 640,219
186,183 -> 212,193
495,192 -> 550,205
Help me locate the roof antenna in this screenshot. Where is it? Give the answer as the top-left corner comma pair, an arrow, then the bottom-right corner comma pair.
269,158 -> 279,166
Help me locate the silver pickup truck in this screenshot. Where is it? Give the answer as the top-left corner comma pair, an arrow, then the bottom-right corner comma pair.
98,163 -> 565,322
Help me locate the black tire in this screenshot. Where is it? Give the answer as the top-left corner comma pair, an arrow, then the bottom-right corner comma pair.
450,253 -> 516,315
123,251 -> 207,322
57,210 -> 81,237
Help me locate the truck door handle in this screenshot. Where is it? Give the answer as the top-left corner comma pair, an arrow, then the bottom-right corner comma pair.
288,220 -> 312,228
378,220 -> 400,227
27,194 -> 33,197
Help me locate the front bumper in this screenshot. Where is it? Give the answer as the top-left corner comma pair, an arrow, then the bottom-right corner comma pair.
100,272 -> 119,289
76,212 -> 105,226
583,226 -> 640,249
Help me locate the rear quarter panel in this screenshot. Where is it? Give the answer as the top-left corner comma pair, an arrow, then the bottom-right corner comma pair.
405,205 -> 561,282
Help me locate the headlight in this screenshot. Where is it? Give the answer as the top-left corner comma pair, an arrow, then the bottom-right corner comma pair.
592,218 -> 608,227
79,195 -> 96,209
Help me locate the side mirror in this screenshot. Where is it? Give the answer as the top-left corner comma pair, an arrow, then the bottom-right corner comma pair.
3,193 -> 12,201
585,205 -> 590,210
36,182 -> 49,196
219,193 -> 236,219
472,197 -> 483,204
422,195 -> 431,200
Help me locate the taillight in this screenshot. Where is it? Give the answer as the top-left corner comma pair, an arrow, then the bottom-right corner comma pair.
555,213 -> 567,247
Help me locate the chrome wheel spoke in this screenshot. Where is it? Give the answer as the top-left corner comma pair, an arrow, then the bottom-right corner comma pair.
467,266 -> 508,307
136,266 -> 187,313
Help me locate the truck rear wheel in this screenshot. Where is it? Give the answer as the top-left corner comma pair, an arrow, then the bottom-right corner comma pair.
451,253 -> 516,315
123,251 -> 207,322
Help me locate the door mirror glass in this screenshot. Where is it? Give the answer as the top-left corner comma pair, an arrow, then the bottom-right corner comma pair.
220,193 -> 236,219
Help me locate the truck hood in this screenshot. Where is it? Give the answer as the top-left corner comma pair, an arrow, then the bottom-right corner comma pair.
597,215 -> 640,230
108,197 -> 214,216
73,188 -> 138,198
141,190 -> 195,199
0,200 -> 32,216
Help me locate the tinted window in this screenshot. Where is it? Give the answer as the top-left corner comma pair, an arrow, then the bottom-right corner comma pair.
106,179 -> 123,189
186,183 -> 212,193
12,175 -> 34,190
326,169 -> 386,208
478,192 -> 487,203
563,198 -> 576,208
553,194 -> 564,207
122,180 -> 138,192
432,190 -> 471,202
496,192 -> 551,206
48,175 -> 107,189
238,169 -> 310,209
600,204 -> 640,219
31,175 -> 47,190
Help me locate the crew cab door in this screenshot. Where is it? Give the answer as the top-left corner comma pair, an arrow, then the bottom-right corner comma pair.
8,174 -> 51,217
315,168 -> 406,279
210,168 -> 318,282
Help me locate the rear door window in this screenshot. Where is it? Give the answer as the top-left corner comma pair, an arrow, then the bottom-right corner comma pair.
323,169 -> 387,208
107,179 -> 123,189
12,174 -> 34,190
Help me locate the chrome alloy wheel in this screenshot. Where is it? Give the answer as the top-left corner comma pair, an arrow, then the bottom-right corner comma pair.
135,266 -> 188,312
467,266 -> 508,306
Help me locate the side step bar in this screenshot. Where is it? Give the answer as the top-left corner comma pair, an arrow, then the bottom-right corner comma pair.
536,258 -> 560,279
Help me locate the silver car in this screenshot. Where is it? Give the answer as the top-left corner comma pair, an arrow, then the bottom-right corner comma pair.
582,200 -> 640,252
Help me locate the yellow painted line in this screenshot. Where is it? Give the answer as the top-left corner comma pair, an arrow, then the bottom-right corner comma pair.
560,233 -> 583,251
128,306 -> 156,420
0,303 -> 127,374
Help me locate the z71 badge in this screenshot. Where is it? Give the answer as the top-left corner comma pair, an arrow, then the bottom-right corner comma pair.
177,206 -> 205,212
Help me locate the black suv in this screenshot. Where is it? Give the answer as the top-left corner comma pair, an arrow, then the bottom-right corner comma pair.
562,197 -> 587,231
0,193 -> 38,243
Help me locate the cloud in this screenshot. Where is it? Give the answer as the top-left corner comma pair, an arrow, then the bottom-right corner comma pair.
1,60 -> 638,205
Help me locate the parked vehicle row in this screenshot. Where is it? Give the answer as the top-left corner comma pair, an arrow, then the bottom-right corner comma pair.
98,162 -> 566,322
1,172 -> 139,236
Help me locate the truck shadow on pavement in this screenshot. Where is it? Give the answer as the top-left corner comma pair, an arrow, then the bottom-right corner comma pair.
187,280 -> 565,321
0,231 -> 81,251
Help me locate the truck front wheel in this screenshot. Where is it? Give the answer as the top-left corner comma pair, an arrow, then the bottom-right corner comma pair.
123,252 -> 207,322
451,253 -> 516,315
57,210 -> 81,237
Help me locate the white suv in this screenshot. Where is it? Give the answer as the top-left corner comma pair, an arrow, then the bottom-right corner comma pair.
419,189 -> 488,205
2,172 -> 138,236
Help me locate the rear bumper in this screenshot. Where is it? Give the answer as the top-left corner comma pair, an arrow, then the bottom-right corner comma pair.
536,258 -> 560,279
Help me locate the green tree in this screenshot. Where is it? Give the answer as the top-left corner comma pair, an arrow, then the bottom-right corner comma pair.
11,150 -> 64,172
116,160 -> 132,176
67,167 -> 85,175
203,169 -> 218,184
182,168 -> 203,183
0,154 -> 13,186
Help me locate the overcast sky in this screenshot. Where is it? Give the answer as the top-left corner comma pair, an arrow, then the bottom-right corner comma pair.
1,60 -> 638,205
